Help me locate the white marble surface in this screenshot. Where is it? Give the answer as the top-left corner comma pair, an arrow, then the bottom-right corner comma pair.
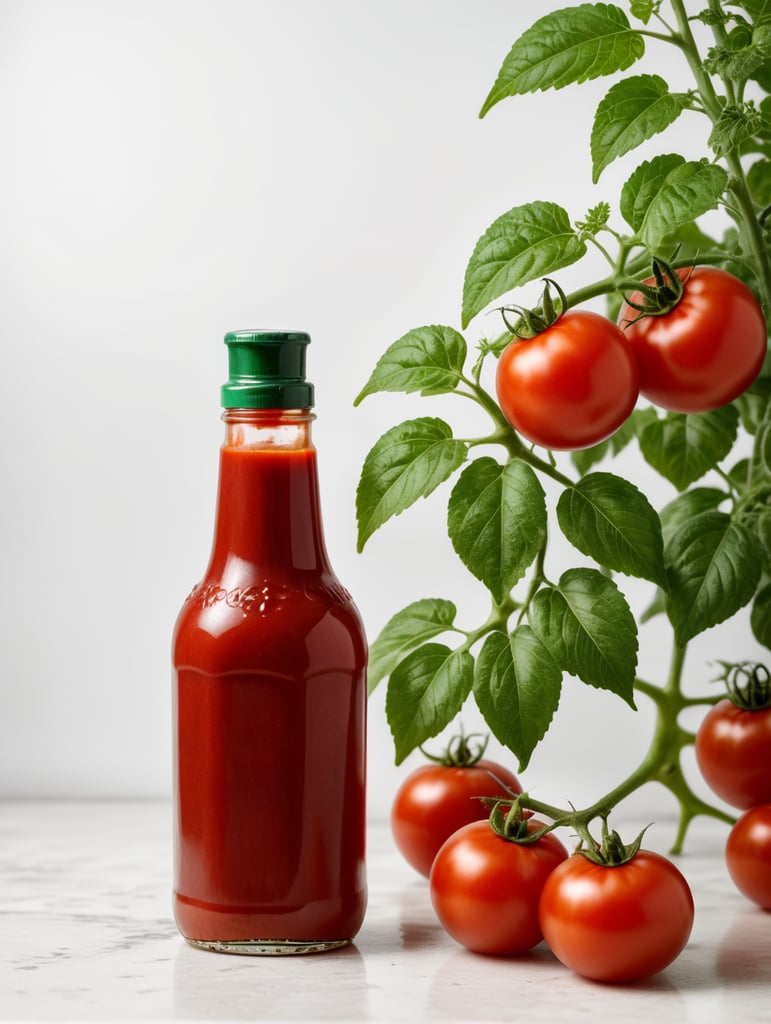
1,801 -> 770,1023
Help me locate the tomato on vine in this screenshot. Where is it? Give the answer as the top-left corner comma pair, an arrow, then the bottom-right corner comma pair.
725,804 -> 771,910
495,281 -> 639,451
390,733 -> 521,878
429,806 -> 568,955
695,662 -> 771,810
619,265 -> 766,413
538,825 -> 694,983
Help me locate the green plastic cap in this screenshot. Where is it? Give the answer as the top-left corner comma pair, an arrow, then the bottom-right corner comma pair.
221,330 -> 314,409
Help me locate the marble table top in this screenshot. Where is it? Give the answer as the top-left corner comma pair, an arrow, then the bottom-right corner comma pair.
1,801 -> 769,1022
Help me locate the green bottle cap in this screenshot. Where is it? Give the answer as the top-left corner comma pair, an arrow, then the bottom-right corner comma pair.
221,330 -> 314,409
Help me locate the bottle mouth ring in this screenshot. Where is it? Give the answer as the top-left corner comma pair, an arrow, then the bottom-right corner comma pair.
224,330 -> 310,345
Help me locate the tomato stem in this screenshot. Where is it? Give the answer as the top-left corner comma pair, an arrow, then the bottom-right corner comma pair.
512,641 -> 737,854
669,0 -> 771,312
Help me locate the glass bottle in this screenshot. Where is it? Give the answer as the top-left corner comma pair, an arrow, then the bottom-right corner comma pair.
172,330 -> 367,955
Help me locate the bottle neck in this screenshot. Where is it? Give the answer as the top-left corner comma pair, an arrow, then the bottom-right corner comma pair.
207,409 -> 330,579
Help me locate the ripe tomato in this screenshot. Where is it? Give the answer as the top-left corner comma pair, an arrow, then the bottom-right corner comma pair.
391,758 -> 521,878
495,310 -> 639,451
725,804 -> 771,909
429,818 -> 568,955
695,698 -> 771,809
619,266 -> 767,413
538,851 -> 694,983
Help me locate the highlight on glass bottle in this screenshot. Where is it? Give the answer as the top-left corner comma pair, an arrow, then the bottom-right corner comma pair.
172,330 -> 368,955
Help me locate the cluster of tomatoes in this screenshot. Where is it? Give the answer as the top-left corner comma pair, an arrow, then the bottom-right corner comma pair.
495,266 -> 767,450
390,739 -> 694,984
695,663 -> 771,911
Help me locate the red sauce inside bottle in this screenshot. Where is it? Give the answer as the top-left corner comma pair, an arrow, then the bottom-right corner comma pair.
172,414 -> 367,950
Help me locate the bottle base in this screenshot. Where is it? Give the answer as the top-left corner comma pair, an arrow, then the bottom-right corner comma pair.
185,936 -> 352,956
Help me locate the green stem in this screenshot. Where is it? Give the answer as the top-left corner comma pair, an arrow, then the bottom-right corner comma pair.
705,0 -> 738,106
515,640 -> 735,853
668,0 -> 771,312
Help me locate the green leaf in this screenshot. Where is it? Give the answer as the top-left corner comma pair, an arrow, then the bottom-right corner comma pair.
570,407 -> 657,474
708,103 -> 764,157
620,154 -> 729,250
752,510 -> 771,573
386,643 -> 475,764
666,512 -> 763,646
354,325 -> 467,405
591,75 -> 689,183
705,23 -> 771,82
660,219 -> 723,259
748,158 -> 771,205
728,458 -> 752,490
752,401 -> 771,479
659,487 -> 728,548
367,598 -> 459,694
557,472 -> 667,586
461,201 -> 586,327
751,582 -> 771,650
447,458 -> 547,604
736,1 -> 771,26
356,418 -> 467,550
474,627 -> 562,772
639,407 -> 739,490
530,568 -> 638,706
630,0 -> 655,22
480,3 -> 644,116
570,438 -> 612,476
620,153 -> 684,232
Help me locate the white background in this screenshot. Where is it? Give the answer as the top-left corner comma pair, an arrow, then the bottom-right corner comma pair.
0,0 -> 765,824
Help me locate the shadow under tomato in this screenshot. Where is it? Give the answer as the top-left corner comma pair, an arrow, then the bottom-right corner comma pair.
716,906 -> 771,984
426,945 -> 683,1020
396,882 -> 447,952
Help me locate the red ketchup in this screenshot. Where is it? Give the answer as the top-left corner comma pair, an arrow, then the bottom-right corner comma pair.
172,331 -> 367,955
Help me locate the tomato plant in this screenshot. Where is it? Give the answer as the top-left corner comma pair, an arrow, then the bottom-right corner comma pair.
356,0 -> 771,903
495,308 -> 639,451
695,663 -> 771,810
619,266 -> 766,413
538,843 -> 694,983
390,734 -> 521,877
429,811 -> 567,955
725,804 -> 771,910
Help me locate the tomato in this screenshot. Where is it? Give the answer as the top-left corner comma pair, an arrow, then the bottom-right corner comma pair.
538,851 -> 694,983
725,804 -> 771,909
495,310 -> 639,451
391,758 -> 521,878
695,698 -> 771,809
619,266 -> 767,413
429,819 -> 568,955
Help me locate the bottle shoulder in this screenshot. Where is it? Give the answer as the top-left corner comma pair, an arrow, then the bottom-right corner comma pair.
172,570 -> 367,671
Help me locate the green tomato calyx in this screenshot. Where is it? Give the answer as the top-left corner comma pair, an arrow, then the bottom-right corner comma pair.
577,817 -> 650,867
715,660 -> 771,711
498,278 -> 568,339
620,256 -> 688,323
488,798 -> 532,842
419,728 -> 490,768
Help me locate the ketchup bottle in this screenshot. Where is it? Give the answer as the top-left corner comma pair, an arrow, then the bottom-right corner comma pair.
172,330 -> 367,955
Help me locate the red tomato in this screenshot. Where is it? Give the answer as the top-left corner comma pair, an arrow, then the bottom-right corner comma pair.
391,759 -> 521,878
695,698 -> 771,809
538,851 -> 694,983
495,310 -> 639,451
619,266 -> 767,413
725,804 -> 771,909
429,819 -> 568,955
